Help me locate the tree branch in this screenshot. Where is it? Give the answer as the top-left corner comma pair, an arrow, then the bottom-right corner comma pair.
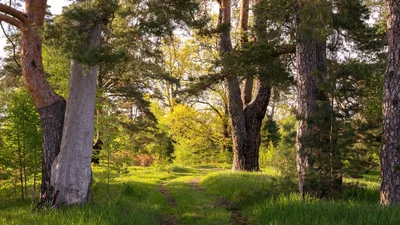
195,100 -> 224,119
271,44 -> 296,57
0,4 -> 28,25
0,22 -> 21,67
0,13 -> 21,28
245,78 -> 271,118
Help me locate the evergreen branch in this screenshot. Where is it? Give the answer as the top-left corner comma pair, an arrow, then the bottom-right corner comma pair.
271,44 -> 296,57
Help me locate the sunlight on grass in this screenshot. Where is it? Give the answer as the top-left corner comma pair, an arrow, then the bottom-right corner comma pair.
2,166 -> 399,225
246,194 -> 400,225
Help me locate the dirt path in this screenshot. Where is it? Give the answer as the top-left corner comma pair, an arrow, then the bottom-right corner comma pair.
160,182 -> 177,208
160,182 -> 180,225
188,178 -> 204,192
160,174 -> 244,225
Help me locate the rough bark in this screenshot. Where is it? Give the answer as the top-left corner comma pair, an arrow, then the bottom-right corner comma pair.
21,17 -> 66,208
50,21 -> 101,207
240,0 -> 253,106
295,38 -> 318,195
0,1 -> 67,205
380,0 -> 400,205
37,99 -> 66,202
295,1 -> 336,197
218,0 -> 272,171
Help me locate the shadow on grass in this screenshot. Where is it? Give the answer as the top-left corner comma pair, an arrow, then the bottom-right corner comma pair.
1,181 -> 169,225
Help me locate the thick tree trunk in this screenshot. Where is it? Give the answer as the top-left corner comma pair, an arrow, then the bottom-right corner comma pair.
295,37 -> 319,196
233,81 -> 271,171
295,2 -> 335,197
380,0 -> 400,205
218,0 -> 272,171
50,23 -> 101,207
20,20 -> 66,204
37,100 -> 65,200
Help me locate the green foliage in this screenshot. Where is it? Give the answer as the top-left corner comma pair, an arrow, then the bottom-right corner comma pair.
46,0 -> 124,66
328,60 -> 384,177
139,0 -> 209,36
261,117 -> 281,147
42,45 -> 70,98
297,0 -> 333,41
260,114 -> 297,176
0,89 -> 41,201
162,104 -> 231,165
333,0 -> 384,51
223,42 -> 293,86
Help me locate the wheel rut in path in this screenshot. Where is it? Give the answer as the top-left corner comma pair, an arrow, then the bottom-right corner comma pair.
214,196 -> 249,225
160,182 -> 180,225
160,182 -> 177,207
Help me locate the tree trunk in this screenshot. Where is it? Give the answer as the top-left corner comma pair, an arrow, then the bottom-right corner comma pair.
218,0 -> 273,171
316,41 -> 342,192
21,26 -> 66,206
295,1 -> 334,197
18,1 -> 67,205
380,0 -> 400,205
232,81 -> 271,171
50,23 -> 101,207
240,0 -> 253,106
295,36 -> 320,196
37,99 -> 65,202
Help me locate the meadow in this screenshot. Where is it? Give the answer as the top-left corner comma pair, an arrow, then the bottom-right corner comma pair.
1,165 -> 399,225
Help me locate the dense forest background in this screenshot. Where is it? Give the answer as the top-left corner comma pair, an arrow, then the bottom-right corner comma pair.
1,1 -> 400,222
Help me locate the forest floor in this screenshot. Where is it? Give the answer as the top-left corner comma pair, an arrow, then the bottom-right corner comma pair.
1,165 -> 400,225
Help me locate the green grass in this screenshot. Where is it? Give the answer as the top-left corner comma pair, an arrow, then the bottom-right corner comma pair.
0,166 -> 175,225
246,194 -> 400,225
166,176 -> 231,225
1,166 -> 400,225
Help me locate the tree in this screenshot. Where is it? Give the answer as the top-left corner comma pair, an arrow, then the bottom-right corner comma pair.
380,0 -> 400,205
49,0 -> 106,207
0,89 -> 42,201
0,1 -> 66,203
217,0 -> 294,171
295,0 -> 334,197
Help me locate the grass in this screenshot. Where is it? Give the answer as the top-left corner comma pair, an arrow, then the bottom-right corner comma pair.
0,166 -> 175,225
166,176 -> 231,225
247,194 -> 400,225
1,165 -> 400,225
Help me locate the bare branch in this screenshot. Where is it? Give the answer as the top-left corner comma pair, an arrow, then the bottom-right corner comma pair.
0,22 -> 21,67
0,13 -> 21,28
0,3 -> 28,25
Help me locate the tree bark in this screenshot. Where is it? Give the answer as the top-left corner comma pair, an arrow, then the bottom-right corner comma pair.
295,1 -> 335,197
50,22 -> 101,207
218,0 -> 273,171
295,37 -> 319,197
240,0 -> 253,106
16,1 -> 67,205
380,0 -> 400,205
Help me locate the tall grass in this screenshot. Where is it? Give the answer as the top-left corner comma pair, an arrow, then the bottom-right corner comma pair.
247,194 -> 400,225
2,166 -> 399,225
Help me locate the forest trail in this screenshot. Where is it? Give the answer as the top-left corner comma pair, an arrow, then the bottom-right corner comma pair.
158,168 -> 232,225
